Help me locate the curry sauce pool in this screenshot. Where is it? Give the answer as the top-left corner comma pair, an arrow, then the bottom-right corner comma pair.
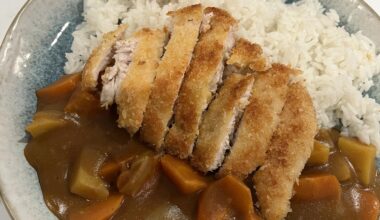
24,3 -> 380,219
25,72 -> 380,220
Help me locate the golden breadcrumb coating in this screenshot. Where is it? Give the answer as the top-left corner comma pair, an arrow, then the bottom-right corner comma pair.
218,64 -> 294,179
191,74 -> 255,173
253,82 -> 317,220
116,28 -> 168,135
140,4 -> 203,149
82,24 -> 128,91
227,38 -> 268,72
164,7 -> 237,159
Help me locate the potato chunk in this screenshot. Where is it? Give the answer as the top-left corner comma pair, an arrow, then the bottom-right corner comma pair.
307,141 -> 330,166
338,137 -> 376,186
70,148 -> 109,200
26,110 -> 68,138
161,155 -> 208,194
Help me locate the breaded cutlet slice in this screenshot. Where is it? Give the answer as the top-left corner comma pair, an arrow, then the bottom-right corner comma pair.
227,38 -> 268,71
164,7 -> 237,159
191,74 -> 255,173
116,28 -> 168,135
140,4 -> 203,149
218,64 -> 294,179
253,82 -> 317,220
82,24 -> 128,91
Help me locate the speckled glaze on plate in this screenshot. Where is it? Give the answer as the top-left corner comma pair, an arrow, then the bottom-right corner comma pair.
0,0 -> 379,219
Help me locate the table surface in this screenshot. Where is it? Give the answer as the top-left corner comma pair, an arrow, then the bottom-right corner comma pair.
1,0 -> 380,220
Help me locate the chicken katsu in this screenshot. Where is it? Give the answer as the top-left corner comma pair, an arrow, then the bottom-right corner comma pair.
24,3 -> 380,220
227,38 -> 268,72
140,4 -> 203,149
100,36 -> 137,108
254,82 -> 318,220
164,7 -> 237,159
191,73 -> 255,173
218,64 -> 294,179
82,24 -> 128,91
116,28 -> 167,135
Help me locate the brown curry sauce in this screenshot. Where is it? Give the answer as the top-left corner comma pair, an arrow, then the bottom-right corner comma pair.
25,75 -> 380,220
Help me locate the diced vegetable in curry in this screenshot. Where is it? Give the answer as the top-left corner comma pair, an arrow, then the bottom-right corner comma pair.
198,175 -> 260,220
293,174 -> 341,201
24,73 -> 380,220
70,148 -> 109,200
328,153 -> 352,182
68,194 -> 124,220
161,155 -> 208,194
116,154 -> 160,197
338,136 -> 376,186
26,110 -> 68,138
36,73 -> 81,103
358,190 -> 380,220
307,141 -> 330,166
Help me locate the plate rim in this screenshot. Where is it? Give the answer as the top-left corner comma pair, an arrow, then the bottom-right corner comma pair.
0,0 -> 380,220
0,1 -> 35,219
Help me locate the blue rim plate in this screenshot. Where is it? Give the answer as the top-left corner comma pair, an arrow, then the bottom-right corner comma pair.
0,0 -> 380,219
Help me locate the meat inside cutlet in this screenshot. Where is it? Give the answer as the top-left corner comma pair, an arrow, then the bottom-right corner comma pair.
218,64 -> 294,179
253,82 -> 317,220
191,74 -> 255,173
100,39 -> 137,108
227,38 -> 268,72
140,4 -> 203,149
164,7 -> 237,159
115,28 -> 168,135
82,24 -> 128,91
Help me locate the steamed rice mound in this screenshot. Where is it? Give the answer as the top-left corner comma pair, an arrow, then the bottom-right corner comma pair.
64,0 -> 380,155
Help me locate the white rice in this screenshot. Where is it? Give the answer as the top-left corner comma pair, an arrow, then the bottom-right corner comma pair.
64,0 -> 380,155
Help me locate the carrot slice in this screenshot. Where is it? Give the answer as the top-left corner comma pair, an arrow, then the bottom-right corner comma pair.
37,73 -> 81,102
99,160 -> 121,182
198,175 -> 260,220
161,155 -> 208,194
64,84 -> 103,115
99,143 -> 153,183
358,191 -> 380,220
68,194 -> 124,220
293,174 -> 341,201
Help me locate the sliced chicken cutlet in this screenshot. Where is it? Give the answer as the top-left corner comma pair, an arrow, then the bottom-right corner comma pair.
191,74 -> 255,173
100,38 -> 137,108
82,24 -> 128,91
227,38 -> 268,72
164,7 -> 237,159
140,4 -> 203,149
115,28 -> 168,135
218,64 -> 294,179
253,82 -> 317,220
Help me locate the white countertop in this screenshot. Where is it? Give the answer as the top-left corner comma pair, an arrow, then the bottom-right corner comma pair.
1,0 -> 380,220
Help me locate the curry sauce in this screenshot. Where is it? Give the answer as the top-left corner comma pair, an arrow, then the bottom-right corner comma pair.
24,73 -> 380,220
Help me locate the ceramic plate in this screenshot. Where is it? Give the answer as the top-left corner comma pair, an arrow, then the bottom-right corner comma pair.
0,0 -> 379,219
